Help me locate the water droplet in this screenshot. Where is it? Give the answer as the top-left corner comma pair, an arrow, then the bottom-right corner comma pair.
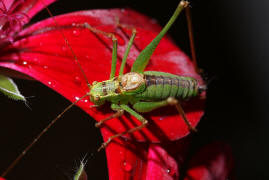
84,99 -> 88,103
16,60 -> 28,67
74,76 -> 81,85
47,81 -> 55,88
167,168 -> 176,176
62,46 -> 68,52
122,161 -> 133,172
159,116 -> 167,121
73,30 -> 80,37
75,96 -> 80,100
72,23 -> 76,27
85,55 -> 90,59
43,65 -> 48,70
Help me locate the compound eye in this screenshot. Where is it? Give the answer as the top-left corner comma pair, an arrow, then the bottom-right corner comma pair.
92,81 -> 98,85
94,95 -> 100,101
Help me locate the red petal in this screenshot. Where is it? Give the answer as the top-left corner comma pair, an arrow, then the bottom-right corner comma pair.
13,0 -> 56,23
0,0 -> 56,24
184,142 -> 234,180
0,9 -> 205,142
103,132 -> 190,180
1,0 -> 13,10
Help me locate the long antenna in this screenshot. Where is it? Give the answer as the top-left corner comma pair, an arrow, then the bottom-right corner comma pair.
1,94 -> 89,178
185,4 -> 201,74
1,1 -> 93,177
45,6 -> 91,89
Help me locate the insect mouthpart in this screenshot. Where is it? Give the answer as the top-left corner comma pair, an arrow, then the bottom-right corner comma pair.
94,95 -> 100,101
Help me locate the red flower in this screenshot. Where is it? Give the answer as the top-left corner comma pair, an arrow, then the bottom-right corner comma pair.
0,6 -> 204,142
105,139 -> 234,180
0,1 -> 232,180
0,0 -> 55,43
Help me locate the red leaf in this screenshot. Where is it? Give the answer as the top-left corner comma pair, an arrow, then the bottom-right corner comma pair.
184,142 -> 234,180
0,9 -> 205,142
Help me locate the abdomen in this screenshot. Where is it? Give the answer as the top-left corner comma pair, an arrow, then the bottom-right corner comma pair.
136,71 -> 199,100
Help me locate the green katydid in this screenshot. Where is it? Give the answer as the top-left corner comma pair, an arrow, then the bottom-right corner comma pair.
1,0 -> 206,177
66,0 -> 206,150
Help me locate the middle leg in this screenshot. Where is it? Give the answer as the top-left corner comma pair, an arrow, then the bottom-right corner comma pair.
133,98 -> 196,132
98,104 -> 148,151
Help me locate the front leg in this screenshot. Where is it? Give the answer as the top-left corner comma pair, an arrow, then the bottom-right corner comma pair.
76,23 -> 118,79
95,104 -> 124,127
98,104 -> 148,151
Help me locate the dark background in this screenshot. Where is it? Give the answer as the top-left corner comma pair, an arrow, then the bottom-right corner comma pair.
0,0 -> 268,179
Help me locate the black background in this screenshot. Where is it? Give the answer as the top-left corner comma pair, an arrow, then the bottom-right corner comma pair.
0,0 -> 268,179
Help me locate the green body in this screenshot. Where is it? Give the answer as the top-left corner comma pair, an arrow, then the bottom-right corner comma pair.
88,1 -> 204,117
0,1 -> 204,177
90,70 -> 200,113
88,0 -> 202,148
136,71 -> 198,101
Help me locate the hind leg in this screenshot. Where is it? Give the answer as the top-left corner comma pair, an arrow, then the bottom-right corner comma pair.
167,97 -> 197,132
133,98 -> 196,132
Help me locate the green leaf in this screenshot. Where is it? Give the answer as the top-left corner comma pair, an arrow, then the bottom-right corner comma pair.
74,161 -> 87,180
0,75 -> 26,101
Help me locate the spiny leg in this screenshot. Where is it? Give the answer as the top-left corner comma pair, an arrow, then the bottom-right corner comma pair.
76,23 -> 118,79
133,98 -> 196,132
167,97 -> 197,132
114,17 -> 137,75
95,110 -> 124,127
131,1 -> 189,73
95,104 -> 124,127
98,104 -> 148,151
